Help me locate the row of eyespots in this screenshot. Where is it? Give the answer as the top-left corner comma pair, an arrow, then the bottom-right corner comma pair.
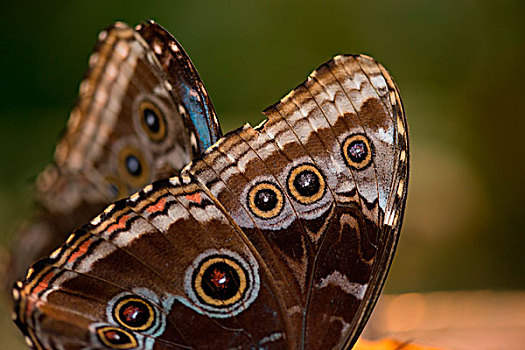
96,254 -> 256,347
247,133 -> 373,219
106,99 -> 167,198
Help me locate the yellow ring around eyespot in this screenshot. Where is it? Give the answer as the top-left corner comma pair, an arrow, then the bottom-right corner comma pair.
114,297 -> 155,331
139,100 -> 167,141
342,134 -> 372,170
117,146 -> 150,188
287,164 -> 325,204
247,182 -> 284,219
194,257 -> 247,307
96,326 -> 137,349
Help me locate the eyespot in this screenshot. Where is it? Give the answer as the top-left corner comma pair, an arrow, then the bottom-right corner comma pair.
117,146 -> 149,187
287,164 -> 326,204
95,326 -> 137,349
247,182 -> 284,219
183,249 -> 260,318
100,289 -> 174,343
139,100 -> 166,141
113,296 -> 155,331
342,134 -> 373,170
193,256 -> 247,307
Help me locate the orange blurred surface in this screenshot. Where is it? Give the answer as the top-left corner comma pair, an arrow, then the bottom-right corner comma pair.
361,291 -> 525,350
355,339 -> 445,350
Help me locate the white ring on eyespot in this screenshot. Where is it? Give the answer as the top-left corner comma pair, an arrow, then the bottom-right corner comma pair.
179,249 -> 260,318
103,288 -> 174,338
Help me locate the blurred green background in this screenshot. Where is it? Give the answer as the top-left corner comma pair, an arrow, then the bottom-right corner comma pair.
1,0 -> 524,348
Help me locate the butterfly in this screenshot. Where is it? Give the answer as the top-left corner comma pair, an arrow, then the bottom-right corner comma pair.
12,20 -> 409,350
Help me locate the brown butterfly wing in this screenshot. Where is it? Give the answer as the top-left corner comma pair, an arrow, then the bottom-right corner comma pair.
13,54 -> 407,349
187,54 -> 408,348
13,178 -> 290,349
283,55 -> 407,348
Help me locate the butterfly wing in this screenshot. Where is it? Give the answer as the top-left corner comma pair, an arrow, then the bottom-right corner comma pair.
13,54 -> 408,349
13,179 -> 291,349
265,55 -> 408,348
137,20 -> 222,151
187,54 -> 408,348
7,21 -> 222,288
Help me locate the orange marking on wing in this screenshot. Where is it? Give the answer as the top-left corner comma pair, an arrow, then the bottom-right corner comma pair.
107,214 -> 130,234
25,270 -> 56,319
186,192 -> 202,204
31,271 -> 55,296
147,197 -> 167,213
67,238 -> 93,264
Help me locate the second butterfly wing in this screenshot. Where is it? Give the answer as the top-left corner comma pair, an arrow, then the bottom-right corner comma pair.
8,21 -> 222,288
137,20 -> 222,151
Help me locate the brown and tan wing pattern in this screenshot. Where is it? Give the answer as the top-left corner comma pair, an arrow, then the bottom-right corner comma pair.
185,54 -> 408,348
13,179 -> 290,349
8,21 -> 221,288
13,54 -> 408,349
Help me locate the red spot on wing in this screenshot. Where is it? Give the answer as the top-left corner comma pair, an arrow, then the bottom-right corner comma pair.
146,197 -> 167,213
67,238 -> 93,264
107,214 -> 131,234
210,269 -> 229,289
186,192 -> 202,204
105,330 -> 119,340
123,305 -> 141,322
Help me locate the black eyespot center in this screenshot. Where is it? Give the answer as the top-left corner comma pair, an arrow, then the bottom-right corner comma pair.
117,147 -> 149,188
119,300 -> 150,328
287,164 -> 325,204
143,108 -> 160,133
254,188 -> 278,212
247,182 -> 284,219
293,170 -> 320,197
193,255 -> 248,307
139,100 -> 166,141
114,297 -> 155,331
125,155 -> 142,177
342,134 -> 373,170
348,140 -> 368,163
202,261 -> 241,301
